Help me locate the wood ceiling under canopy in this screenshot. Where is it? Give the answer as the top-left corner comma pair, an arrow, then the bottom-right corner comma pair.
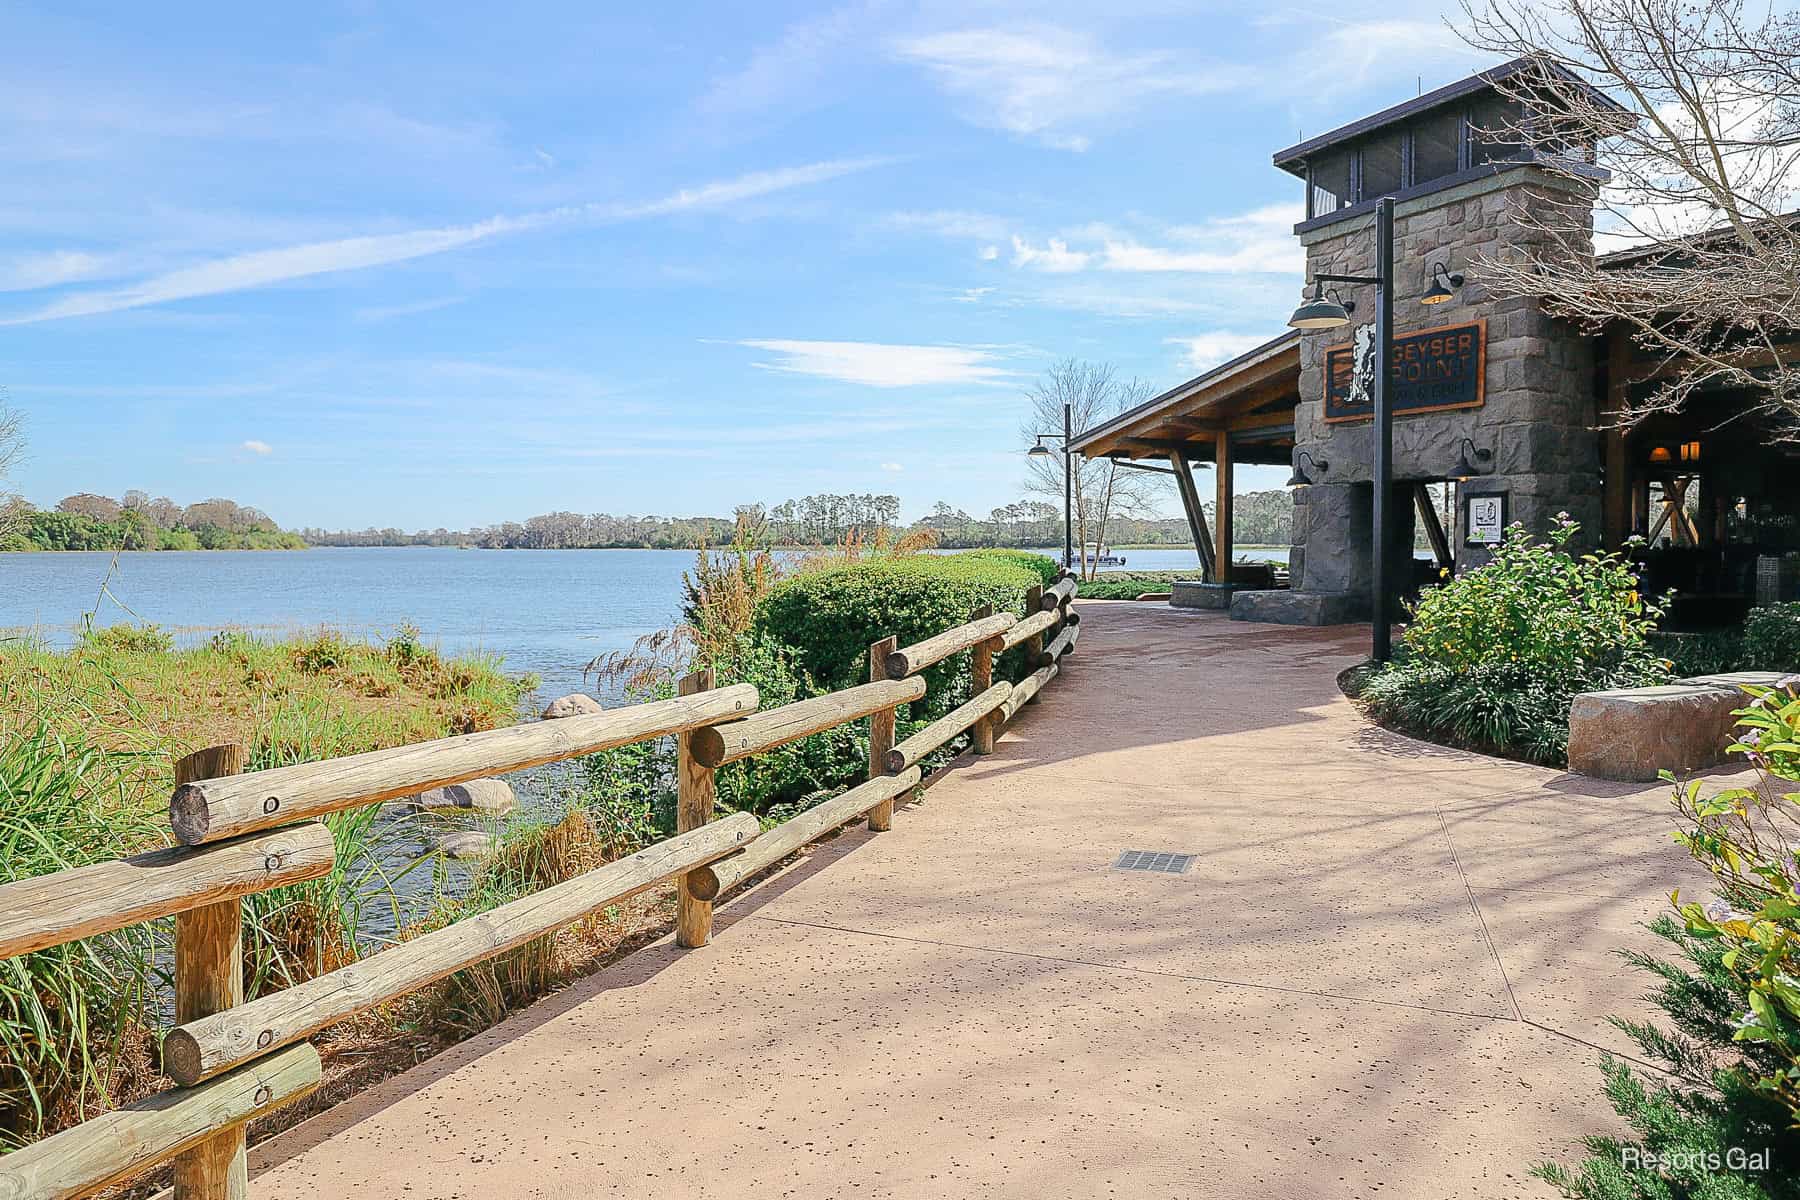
1069,331 -> 1300,466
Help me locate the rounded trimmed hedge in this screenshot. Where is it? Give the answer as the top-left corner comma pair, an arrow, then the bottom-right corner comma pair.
751,552 -> 1053,716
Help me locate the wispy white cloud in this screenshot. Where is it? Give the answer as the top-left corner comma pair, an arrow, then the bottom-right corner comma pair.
1009,235 -> 1091,272
891,26 -> 1238,149
240,439 -> 273,455
698,3 -> 882,118
882,209 -> 1013,241
880,461 -> 904,471
4,158 -> 890,325
353,294 -> 469,323
0,249 -> 118,292
1007,204 -> 1304,276
1166,331 -> 1273,372
732,339 -> 1020,387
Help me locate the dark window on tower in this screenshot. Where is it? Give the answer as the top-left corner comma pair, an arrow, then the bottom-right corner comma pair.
1360,132 -> 1404,199
1470,95 -> 1527,165
1412,108 -> 1461,184
1308,149 -> 1351,217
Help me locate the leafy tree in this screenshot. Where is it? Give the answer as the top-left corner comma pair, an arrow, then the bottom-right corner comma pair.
56,493 -> 121,523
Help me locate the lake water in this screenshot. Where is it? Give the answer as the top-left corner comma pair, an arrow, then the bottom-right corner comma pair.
2,545 -> 1253,700
0,543 -> 1264,938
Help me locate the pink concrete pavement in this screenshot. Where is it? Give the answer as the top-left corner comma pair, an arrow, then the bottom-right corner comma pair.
247,602 -> 1727,1199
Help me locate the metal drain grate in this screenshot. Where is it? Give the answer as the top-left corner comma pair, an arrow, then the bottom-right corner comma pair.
1113,849 -> 1195,874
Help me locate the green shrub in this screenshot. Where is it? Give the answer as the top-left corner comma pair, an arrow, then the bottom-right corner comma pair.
1742,604 -> 1800,673
79,623 -> 174,655
1081,570 -> 1189,600
955,549 -> 1061,587
1653,628 -> 1749,678
1534,917 -> 1799,1198
752,553 -> 1044,708
1359,518 -> 1668,764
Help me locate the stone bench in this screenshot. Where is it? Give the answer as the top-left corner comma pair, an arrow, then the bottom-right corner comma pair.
1170,580 -> 1236,610
1567,671 -> 1785,782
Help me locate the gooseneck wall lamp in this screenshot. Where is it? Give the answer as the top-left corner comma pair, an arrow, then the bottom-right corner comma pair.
1286,450 -> 1329,489
1448,437 -> 1493,482
1284,197 -> 1466,663
1421,261 -> 1466,305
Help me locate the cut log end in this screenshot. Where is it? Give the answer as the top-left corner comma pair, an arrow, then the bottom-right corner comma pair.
883,651 -> 911,680
160,1029 -> 206,1087
688,725 -> 729,770
168,784 -> 212,847
684,866 -> 722,903
882,748 -> 907,774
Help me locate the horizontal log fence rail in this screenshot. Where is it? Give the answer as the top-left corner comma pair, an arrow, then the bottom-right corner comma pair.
0,572 -> 1080,1200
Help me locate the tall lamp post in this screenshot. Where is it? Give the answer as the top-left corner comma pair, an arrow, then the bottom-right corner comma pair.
1027,401 -> 1075,572
1286,196 -> 1461,663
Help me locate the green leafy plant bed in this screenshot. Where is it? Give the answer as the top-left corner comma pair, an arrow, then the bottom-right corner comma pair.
1653,604 -> 1800,678
1538,687 -> 1800,1196
1355,517 -> 1669,765
1081,570 -> 1189,600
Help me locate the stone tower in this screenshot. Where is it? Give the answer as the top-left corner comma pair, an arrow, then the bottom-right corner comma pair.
1269,62 -> 1608,623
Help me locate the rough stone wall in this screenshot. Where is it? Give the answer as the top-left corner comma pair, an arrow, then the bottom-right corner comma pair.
1289,167 -> 1601,582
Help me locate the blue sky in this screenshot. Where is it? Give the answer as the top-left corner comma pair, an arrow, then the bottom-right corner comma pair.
1,1 -> 1492,529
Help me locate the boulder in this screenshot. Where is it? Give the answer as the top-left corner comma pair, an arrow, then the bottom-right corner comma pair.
542,693 -> 603,719
1567,672 -> 1784,782
435,831 -> 499,861
409,777 -> 517,815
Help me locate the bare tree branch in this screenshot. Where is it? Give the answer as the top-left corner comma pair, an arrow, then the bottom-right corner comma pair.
1462,0 -> 1800,428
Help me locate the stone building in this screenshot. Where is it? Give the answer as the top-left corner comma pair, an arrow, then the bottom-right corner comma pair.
1072,58 -> 1800,628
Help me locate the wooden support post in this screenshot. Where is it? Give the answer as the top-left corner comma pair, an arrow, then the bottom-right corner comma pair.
675,669 -> 716,949
1024,586 -> 1048,707
172,743 -> 248,1200
866,636 -> 898,831
1166,451 -> 1215,582
1603,335 -> 1632,549
970,605 -> 996,755
1214,430 -> 1233,586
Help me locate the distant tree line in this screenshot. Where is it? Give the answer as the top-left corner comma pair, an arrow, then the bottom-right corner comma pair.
296,490 -> 1304,554
1,491 -> 307,552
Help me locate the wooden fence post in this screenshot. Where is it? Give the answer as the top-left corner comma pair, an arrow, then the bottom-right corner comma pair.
866,636 -> 898,832
1024,585 -> 1048,706
675,669 -> 717,949
171,743 -> 248,1200
970,605 -> 997,755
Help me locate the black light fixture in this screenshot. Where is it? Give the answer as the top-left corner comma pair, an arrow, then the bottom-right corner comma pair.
1286,281 -> 1356,330
1286,449 -> 1329,488
1448,437 -> 1492,482
1025,404 -> 1075,570
1421,261 -> 1465,305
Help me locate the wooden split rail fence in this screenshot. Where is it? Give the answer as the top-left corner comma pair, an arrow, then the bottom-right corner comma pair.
0,574 -> 1081,1200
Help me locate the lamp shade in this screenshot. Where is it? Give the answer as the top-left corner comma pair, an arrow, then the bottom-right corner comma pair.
1287,294 -> 1351,330
1027,441 -> 1052,457
1449,444 -> 1481,481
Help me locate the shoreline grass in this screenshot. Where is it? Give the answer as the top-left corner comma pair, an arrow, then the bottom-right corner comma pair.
0,624 -> 537,1148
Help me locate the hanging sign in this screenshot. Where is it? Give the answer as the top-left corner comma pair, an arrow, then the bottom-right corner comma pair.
1324,318 -> 1485,423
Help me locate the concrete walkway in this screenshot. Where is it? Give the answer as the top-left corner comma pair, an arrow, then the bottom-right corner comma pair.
249,603 -> 1723,1199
